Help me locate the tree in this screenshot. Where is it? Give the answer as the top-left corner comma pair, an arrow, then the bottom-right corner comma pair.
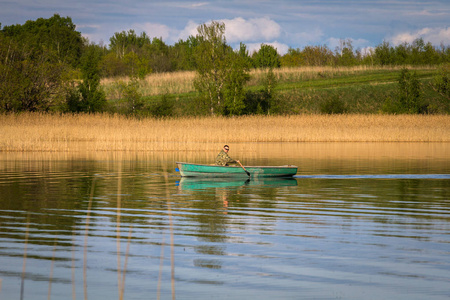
1,14 -> 83,67
146,37 -> 171,73
171,36 -> 200,71
398,68 -> 422,113
223,51 -> 250,115
431,64 -> 450,100
67,43 -> 106,112
0,34 -> 67,112
252,44 -> 280,68
193,21 -> 249,115
301,45 -> 335,66
335,39 -> 356,66
375,41 -> 394,65
280,48 -> 303,67
105,29 -> 152,77
109,29 -> 150,59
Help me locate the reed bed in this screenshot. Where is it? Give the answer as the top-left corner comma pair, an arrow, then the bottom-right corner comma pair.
0,113 -> 448,152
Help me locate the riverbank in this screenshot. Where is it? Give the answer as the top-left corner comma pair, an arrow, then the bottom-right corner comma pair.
1,113 -> 448,152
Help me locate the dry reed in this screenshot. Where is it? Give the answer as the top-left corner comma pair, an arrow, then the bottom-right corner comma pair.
102,71 -> 196,98
0,113 -> 448,152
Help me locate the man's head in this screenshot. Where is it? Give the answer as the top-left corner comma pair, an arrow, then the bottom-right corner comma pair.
223,145 -> 229,152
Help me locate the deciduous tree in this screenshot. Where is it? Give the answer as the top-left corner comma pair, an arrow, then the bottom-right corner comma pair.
193,21 -> 249,115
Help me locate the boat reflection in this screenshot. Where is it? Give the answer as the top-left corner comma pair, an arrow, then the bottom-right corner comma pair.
176,177 -> 298,190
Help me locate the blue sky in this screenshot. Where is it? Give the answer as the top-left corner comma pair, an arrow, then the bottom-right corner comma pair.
1,0 -> 449,54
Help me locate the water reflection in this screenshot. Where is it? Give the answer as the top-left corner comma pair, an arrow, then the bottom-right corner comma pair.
176,177 -> 298,190
0,144 -> 449,300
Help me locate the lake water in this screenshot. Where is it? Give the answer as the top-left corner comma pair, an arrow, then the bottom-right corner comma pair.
0,143 -> 449,300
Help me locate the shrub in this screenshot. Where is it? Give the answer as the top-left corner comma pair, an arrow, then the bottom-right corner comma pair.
382,68 -> 428,114
320,96 -> 347,114
150,94 -> 174,117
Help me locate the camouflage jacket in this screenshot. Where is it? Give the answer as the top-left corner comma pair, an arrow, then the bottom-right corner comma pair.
215,149 -> 237,166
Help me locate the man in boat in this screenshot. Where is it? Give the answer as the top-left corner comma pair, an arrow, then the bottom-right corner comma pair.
215,145 -> 240,166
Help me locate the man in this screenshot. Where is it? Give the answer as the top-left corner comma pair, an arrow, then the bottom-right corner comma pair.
215,145 -> 240,166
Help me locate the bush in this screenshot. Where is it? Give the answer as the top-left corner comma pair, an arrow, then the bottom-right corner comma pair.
320,96 -> 347,114
432,64 -> 450,99
243,90 -> 270,114
122,79 -> 144,115
150,94 -> 174,117
382,68 -> 429,114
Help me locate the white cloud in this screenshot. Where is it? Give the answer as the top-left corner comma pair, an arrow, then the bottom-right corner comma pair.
191,2 -> 209,8
136,22 -> 172,40
388,27 -> 450,45
177,20 -> 200,41
221,17 -> 281,43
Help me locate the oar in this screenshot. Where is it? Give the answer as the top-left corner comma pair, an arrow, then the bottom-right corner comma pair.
237,161 -> 250,177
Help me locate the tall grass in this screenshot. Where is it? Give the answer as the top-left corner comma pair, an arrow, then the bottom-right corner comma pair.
102,71 -> 196,99
1,113 -> 448,152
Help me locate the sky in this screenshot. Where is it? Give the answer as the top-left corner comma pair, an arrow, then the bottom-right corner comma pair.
1,0 -> 449,55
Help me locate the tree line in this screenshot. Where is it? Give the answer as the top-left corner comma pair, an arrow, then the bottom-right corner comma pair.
1,14 -> 449,114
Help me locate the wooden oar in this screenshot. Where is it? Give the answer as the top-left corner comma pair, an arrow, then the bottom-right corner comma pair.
237,161 -> 250,177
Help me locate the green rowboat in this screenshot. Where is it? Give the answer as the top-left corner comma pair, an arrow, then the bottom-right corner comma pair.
176,162 -> 298,178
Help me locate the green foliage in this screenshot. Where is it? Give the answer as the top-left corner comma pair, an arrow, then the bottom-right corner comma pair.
2,15 -> 450,117
104,30 -> 153,77
193,21 -> 250,116
243,68 -> 279,115
150,94 -> 174,117
252,44 -> 280,68
432,64 -> 450,100
320,95 -> 348,114
374,41 -> 395,65
222,52 -> 250,115
280,48 -> 304,67
374,38 -> 448,66
171,36 -> 200,71
398,68 -> 426,113
281,45 -> 336,67
123,79 -> 144,115
123,51 -> 150,79
0,34 -> 67,112
109,29 -> 150,59
335,39 -> 357,66
1,14 -> 83,67
0,14 -> 82,112
67,44 -> 106,112
244,90 -> 271,114
100,52 -> 127,77
382,68 -> 428,114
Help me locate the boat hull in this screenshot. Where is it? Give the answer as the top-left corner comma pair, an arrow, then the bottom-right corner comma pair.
176,162 -> 298,178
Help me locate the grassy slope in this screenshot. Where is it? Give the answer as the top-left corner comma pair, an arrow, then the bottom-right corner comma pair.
102,66 -> 448,116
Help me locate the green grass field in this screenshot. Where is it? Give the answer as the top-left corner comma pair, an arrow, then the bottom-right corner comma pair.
102,66 -> 449,116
